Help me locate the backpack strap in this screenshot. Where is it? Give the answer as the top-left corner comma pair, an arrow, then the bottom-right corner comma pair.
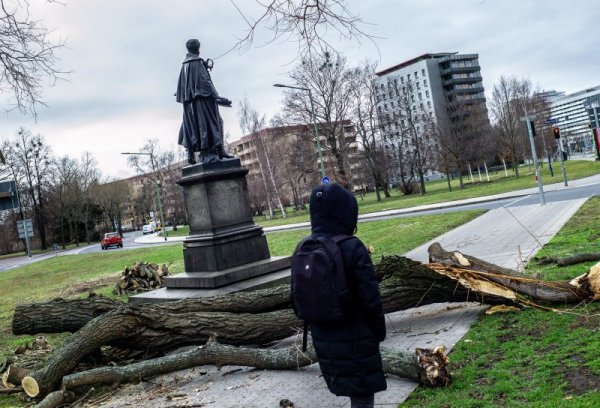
330,234 -> 353,245
302,321 -> 309,352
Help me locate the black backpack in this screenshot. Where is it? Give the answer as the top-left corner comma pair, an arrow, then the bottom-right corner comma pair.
291,234 -> 353,350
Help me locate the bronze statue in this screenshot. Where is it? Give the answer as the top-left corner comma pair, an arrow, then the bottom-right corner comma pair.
176,39 -> 234,165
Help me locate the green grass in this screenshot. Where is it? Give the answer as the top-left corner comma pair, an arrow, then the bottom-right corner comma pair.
0,210 -> 482,360
402,197 -> 600,407
254,160 -> 600,228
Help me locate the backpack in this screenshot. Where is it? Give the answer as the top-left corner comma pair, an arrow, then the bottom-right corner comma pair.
291,234 -> 353,350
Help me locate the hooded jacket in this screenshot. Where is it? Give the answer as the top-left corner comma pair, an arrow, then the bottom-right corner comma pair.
308,183 -> 387,397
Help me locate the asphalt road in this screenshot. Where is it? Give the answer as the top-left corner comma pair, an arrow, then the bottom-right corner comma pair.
0,230 -> 178,272
1,181 -> 599,273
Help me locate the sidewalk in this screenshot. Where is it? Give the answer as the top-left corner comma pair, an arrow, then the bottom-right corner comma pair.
102,194 -> 592,406
135,172 -> 600,243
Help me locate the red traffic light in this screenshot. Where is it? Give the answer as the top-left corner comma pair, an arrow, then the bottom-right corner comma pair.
553,127 -> 560,139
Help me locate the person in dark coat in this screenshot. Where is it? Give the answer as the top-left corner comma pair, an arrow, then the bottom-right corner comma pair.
176,39 -> 233,165
308,182 -> 387,408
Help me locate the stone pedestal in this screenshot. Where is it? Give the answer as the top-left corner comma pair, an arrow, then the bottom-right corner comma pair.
177,159 -> 271,271
129,159 -> 291,304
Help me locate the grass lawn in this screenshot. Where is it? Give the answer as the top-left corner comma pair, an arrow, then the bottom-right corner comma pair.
402,196 -> 600,407
254,159 -> 600,228
0,209 -> 483,390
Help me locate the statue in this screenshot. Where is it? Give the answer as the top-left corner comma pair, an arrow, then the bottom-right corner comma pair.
176,39 -> 235,165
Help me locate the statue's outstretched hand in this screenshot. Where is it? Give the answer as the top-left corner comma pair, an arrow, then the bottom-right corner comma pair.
215,97 -> 232,107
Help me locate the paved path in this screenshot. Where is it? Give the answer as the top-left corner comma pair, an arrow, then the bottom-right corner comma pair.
95,193 -> 592,407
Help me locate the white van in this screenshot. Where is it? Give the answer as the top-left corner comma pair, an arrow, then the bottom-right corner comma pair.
142,224 -> 156,235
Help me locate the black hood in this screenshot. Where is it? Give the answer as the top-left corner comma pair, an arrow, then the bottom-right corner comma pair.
310,183 -> 358,236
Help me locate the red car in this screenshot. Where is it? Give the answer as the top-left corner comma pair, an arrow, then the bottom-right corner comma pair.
101,232 -> 123,250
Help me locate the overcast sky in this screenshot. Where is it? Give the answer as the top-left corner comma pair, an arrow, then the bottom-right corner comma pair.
0,0 -> 597,179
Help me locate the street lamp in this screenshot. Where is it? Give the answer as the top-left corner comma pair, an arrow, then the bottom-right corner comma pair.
274,83 -> 326,179
121,152 -> 168,241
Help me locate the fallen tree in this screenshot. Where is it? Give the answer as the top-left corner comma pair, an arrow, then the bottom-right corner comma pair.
29,338 -> 450,407
7,243 -> 600,401
13,254 -> 503,336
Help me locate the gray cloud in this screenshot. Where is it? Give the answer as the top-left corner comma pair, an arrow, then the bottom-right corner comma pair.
0,0 -> 597,178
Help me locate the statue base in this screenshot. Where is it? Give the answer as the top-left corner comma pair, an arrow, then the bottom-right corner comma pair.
129,158 -> 291,304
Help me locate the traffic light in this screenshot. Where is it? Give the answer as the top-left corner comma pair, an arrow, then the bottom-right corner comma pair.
553,127 -> 560,139
530,120 -> 536,137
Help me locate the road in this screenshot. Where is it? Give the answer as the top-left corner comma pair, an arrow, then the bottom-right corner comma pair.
0,230 -> 178,272
1,181 -> 599,273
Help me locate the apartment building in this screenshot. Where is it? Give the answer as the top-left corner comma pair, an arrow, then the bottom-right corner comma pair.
549,85 -> 600,152
230,121 -> 362,203
375,52 -> 488,183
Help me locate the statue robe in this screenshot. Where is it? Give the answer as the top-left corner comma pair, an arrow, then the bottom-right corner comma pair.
176,54 -> 224,152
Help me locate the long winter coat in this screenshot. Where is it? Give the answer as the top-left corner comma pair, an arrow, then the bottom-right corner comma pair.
307,183 -> 387,397
176,53 -> 224,152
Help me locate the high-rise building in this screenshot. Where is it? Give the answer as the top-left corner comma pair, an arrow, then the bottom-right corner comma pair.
374,53 -> 488,183
549,85 -> 600,152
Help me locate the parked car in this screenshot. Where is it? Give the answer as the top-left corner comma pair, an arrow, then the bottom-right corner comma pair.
142,224 -> 156,235
101,232 -> 123,250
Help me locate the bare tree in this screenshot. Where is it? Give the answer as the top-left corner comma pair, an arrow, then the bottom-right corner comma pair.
77,152 -> 100,243
0,0 -> 67,116
2,128 -> 51,249
94,179 -> 128,234
228,0 -> 373,60
349,60 -> 389,200
379,76 -> 432,195
47,155 -> 78,248
432,98 -> 490,189
126,140 -> 183,230
238,99 -> 287,219
489,76 -> 538,177
283,50 -> 355,187
269,115 -> 319,209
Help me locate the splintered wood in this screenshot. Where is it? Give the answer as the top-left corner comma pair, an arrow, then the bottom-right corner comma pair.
113,262 -> 169,295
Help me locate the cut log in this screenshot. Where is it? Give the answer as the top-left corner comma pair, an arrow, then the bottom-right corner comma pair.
32,339 -> 449,407
13,286 -> 291,335
2,365 -> 30,388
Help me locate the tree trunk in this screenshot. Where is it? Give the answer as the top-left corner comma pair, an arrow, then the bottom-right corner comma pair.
446,172 -> 452,192
31,340 -> 449,405
13,256 -> 494,337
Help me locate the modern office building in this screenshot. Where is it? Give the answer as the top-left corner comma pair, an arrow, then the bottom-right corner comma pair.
375,52 -> 488,183
549,85 -> 600,152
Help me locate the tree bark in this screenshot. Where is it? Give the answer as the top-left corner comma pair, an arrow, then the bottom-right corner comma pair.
32,340 -> 449,406
13,288 -> 291,335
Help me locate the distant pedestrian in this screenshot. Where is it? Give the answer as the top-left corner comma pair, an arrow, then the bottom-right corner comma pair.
295,183 -> 387,408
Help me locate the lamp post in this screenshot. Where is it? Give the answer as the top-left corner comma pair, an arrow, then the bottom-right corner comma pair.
274,83 -> 325,179
121,152 -> 168,241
